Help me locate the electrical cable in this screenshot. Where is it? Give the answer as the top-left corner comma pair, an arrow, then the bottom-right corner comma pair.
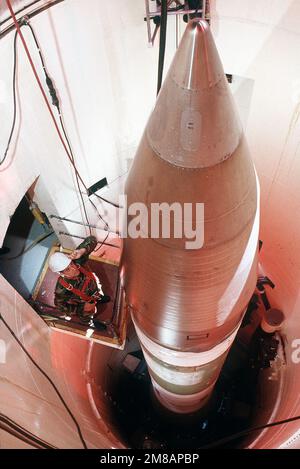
2,3 -> 120,271
5,0 -> 86,187
0,0 -> 41,27
23,21 -> 46,68
94,232 -> 110,253
92,192 -> 121,209
0,31 -> 17,166
5,1 -> 120,211
58,230 -> 120,248
90,168 -> 129,210
1,2 -> 65,41
0,313 -> 88,449
57,108 -> 92,236
89,188 -> 122,210
198,414 -> 300,449
23,20 -> 91,235
0,0 -> 64,28
88,197 -> 110,231
0,412 -> 58,449
23,18 -> 118,234
156,0 -> 168,96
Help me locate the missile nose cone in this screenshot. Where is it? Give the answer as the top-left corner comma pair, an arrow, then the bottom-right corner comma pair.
171,19 -> 223,91
147,19 -> 241,169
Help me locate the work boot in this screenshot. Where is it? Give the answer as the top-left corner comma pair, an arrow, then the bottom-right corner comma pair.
93,319 -> 107,331
78,313 -> 94,324
98,295 -> 111,304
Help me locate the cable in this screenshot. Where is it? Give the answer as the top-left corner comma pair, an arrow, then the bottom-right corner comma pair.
0,413 -> 58,449
5,2 -> 118,248
0,313 -> 88,449
94,232 -> 110,253
57,109 -> 92,236
92,192 -> 121,209
22,19 -> 91,235
58,230 -> 120,248
89,168 -> 129,210
88,198 -> 109,231
5,0 -> 85,185
0,31 -> 17,166
156,0 -> 168,95
23,21 -> 46,67
0,230 -> 54,261
198,414 -> 300,449
24,19 -> 117,232
5,3 -> 120,211
0,1 -> 64,28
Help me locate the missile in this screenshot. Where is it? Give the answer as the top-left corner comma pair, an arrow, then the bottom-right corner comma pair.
121,19 -> 259,414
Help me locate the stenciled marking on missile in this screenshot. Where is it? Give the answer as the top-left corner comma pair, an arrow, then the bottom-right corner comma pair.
117,195 -> 205,250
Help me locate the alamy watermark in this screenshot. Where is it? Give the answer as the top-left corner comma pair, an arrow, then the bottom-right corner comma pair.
0,339 -> 6,364
291,339 -> 300,364
117,195 -> 204,250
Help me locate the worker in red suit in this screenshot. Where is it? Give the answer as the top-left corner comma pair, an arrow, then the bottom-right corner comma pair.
48,236 -> 110,324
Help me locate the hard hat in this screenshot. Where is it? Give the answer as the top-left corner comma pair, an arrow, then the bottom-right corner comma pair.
48,252 -> 71,273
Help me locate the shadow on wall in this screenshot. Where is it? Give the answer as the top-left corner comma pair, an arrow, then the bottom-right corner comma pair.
0,195 -> 57,298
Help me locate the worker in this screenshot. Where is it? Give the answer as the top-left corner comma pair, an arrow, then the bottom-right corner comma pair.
48,235 -> 110,324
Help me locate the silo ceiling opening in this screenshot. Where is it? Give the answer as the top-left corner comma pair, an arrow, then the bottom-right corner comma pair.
1,0 -> 300,456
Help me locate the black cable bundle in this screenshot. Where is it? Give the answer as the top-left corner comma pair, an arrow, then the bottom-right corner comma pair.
156,0 -> 168,96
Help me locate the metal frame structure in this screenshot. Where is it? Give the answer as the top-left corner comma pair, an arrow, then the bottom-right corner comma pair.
144,0 -> 208,46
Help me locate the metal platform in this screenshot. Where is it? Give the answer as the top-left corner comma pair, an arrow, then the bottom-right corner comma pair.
31,244 -> 127,349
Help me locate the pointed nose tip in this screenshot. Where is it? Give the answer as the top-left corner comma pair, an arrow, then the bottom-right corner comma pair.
188,17 -> 210,33
146,19 -> 241,169
170,18 -> 224,91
